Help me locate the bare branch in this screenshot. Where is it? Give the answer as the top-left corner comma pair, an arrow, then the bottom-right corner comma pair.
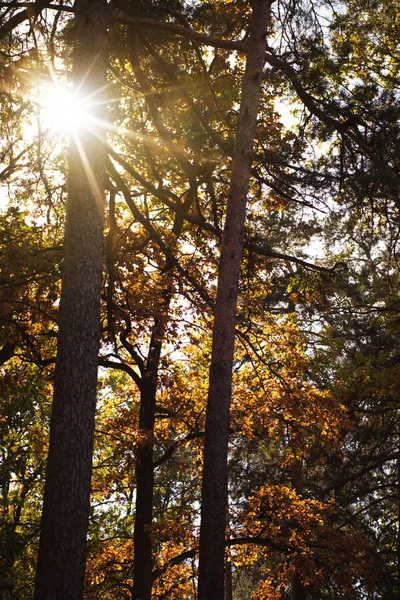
98,357 -> 142,389
153,430 -> 205,469
0,1 -> 55,40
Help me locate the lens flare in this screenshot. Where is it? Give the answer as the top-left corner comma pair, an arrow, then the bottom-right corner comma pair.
41,86 -> 92,134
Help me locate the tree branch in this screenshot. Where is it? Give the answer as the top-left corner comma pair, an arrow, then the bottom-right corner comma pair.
0,1 -> 54,40
0,341 -> 15,366
152,534 -> 295,581
98,357 -> 142,389
264,49 -> 370,153
114,14 -> 247,53
106,155 -> 214,309
153,430 -> 205,469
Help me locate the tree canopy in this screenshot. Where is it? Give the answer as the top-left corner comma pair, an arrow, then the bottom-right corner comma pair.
1,0 -> 400,598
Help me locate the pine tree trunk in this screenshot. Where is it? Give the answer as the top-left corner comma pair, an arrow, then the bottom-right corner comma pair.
34,1 -> 108,598
198,2 -> 273,599
397,439 -> 400,597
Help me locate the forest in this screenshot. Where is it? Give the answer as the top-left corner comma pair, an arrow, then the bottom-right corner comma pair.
0,0 -> 399,598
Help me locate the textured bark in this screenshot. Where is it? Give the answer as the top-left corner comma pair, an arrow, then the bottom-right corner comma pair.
198,2 -> 273,599
34,1 -> 108,598
397,438 -> 400,597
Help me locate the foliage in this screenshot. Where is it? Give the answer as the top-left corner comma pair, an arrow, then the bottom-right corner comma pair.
1,0 -> 400,598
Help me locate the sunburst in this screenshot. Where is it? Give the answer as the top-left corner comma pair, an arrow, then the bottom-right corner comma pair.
40,84 -> 92,135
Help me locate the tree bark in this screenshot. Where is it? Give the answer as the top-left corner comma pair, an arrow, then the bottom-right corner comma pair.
34,1 -> 108,598
397,434 -> 400,597
133,293 -> 172,600
197,2 -> 273,599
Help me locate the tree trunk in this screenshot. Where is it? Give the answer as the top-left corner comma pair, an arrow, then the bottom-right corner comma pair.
397,435 -> 400,597
291,460 -> 309,600
34,1 -> 108,598
198,2 -> 273,599
133,276 -> 173,600
133,327 -> 163,600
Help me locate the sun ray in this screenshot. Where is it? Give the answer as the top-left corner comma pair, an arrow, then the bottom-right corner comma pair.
37,70 -> 118,139
40,85 -> 93,134
72,134 -> 105,214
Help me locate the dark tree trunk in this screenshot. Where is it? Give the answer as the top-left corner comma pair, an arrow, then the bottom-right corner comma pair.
397,438 -> 400,596
291,460 -> 309,600
198,2 -> 273,599
133,277 -> 173,600
132,331 -> 161,600
34,1 -> 108,598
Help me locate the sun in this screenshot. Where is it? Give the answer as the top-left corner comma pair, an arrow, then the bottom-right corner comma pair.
40,85 -> 94,135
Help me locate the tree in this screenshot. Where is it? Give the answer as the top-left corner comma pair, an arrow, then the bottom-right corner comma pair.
197,1 -> 277,598
0,361 -> 50,591
2,1 -> 400,598
34,0 -> 109,597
